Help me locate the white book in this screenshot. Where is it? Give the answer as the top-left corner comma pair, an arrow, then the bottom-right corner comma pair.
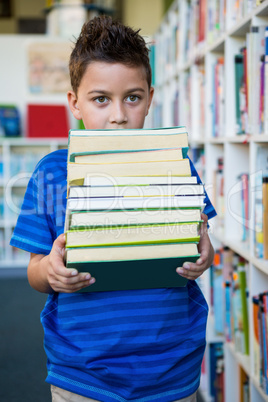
69,126 -> 187,136
68,127 -> 189,154
84,175 -> 198,186
67,159 -> 191,184
69,208 -> 202,229
68,184 -> 205,199
67,195 -> 206,211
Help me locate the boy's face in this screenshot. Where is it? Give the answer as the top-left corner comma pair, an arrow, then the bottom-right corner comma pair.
68,62 -> 154,130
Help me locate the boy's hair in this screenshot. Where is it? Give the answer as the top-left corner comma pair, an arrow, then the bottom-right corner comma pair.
69,15 -> 152,95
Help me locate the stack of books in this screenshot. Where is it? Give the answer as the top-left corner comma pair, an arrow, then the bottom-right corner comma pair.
64,126 -> 206,292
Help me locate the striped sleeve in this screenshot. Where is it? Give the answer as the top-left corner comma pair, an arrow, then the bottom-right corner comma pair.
10,160 -> 55,255
188,156 -> 217,220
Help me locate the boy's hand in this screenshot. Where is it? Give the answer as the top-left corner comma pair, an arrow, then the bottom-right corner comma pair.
176,214 -> 214,280
47,234 -> 95,293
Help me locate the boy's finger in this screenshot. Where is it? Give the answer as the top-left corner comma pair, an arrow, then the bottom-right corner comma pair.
54,233 -> 66,247
61,272 -> 93,285
52,234 -> 66,257
176,267 -> 201,280
201,213 -> 208,222
53,264 -> 78,277
54,277 -> 96,293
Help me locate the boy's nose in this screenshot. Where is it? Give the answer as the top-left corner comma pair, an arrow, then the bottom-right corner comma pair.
109,102 -> 128,125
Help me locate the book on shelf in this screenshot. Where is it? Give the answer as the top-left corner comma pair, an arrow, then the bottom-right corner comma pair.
173,89 -> 179,127
213,157 -> 224,228
231,256 -> 249,355
253,291 -> 268,394
27,104 -> 69,138
264,26 -> 268,135
0,104 -> 21,137
246,25 -> 266,135
209,342 -> 224,402
253,295 -> 261,385
263,177 -> 268,260
254,146 -> 268,259
260,54 -> 265,134
223,247 -> 234,342
242,45 -> 249,133
64,126 -> 205,292
234,53 -> 246,134
232,25 -> 268,136
212,250 -> 224,336
212,57 -> 225,137
213,248 -> 249,355
261,292 -> 268,394
239,173 -> 249,242
198,0 -> 206,43
239,368 -> 249,402
238,259 -> 249,355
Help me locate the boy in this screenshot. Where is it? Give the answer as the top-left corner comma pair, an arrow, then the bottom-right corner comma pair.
10,16 -> 216,402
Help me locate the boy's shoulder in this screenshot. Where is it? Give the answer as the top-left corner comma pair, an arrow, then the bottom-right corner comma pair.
31,149 -> 68,185
35,149 -> 67,172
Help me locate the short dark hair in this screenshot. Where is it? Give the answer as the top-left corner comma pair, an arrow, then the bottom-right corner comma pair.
69,15 -> 152,95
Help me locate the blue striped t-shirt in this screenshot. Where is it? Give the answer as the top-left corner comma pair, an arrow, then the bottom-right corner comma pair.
10,149 -> 216,401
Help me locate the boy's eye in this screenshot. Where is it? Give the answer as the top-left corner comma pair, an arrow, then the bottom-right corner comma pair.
95,96 -> 108,104
126,95 -> 139,102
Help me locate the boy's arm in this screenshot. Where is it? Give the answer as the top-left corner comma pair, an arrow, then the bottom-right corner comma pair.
28,234 -> 95,293
176,213 -> 214,280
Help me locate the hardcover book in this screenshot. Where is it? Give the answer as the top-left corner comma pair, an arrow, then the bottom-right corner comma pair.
64,126 -> 204,292
65,242 -> 200,292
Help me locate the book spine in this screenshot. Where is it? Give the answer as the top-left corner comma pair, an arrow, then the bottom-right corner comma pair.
225,282 -> 232,342
238,261 -> 249,355
260,293 -> 268,393
259,295 -> 264,389
241,173 -> 249,242
234,54 -> 244,134
263,292 -> 268,393
242,46 -> 249,133
260,55 -> 265,133
264,27 -> 268,135
263,177 -> 268,259
253,296 -> 261,384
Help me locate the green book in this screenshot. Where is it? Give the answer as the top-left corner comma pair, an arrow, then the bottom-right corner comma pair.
65,242 -> 199,292
69,147 -> 189,163
238,263 -> 249,355
66,221 -> 201,248
67,256 -> 199,293
67,126 -> 189,158
234,54 -> 244,134
68,207 -> 202,229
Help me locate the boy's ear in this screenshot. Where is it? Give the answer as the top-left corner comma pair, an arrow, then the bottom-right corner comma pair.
67,90 -> 82,120
146,87 -> 154,116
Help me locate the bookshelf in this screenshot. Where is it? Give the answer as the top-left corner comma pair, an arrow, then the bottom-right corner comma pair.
45,1 -> 116,38
149,0 -> 268,401
0,138 -> 67,268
